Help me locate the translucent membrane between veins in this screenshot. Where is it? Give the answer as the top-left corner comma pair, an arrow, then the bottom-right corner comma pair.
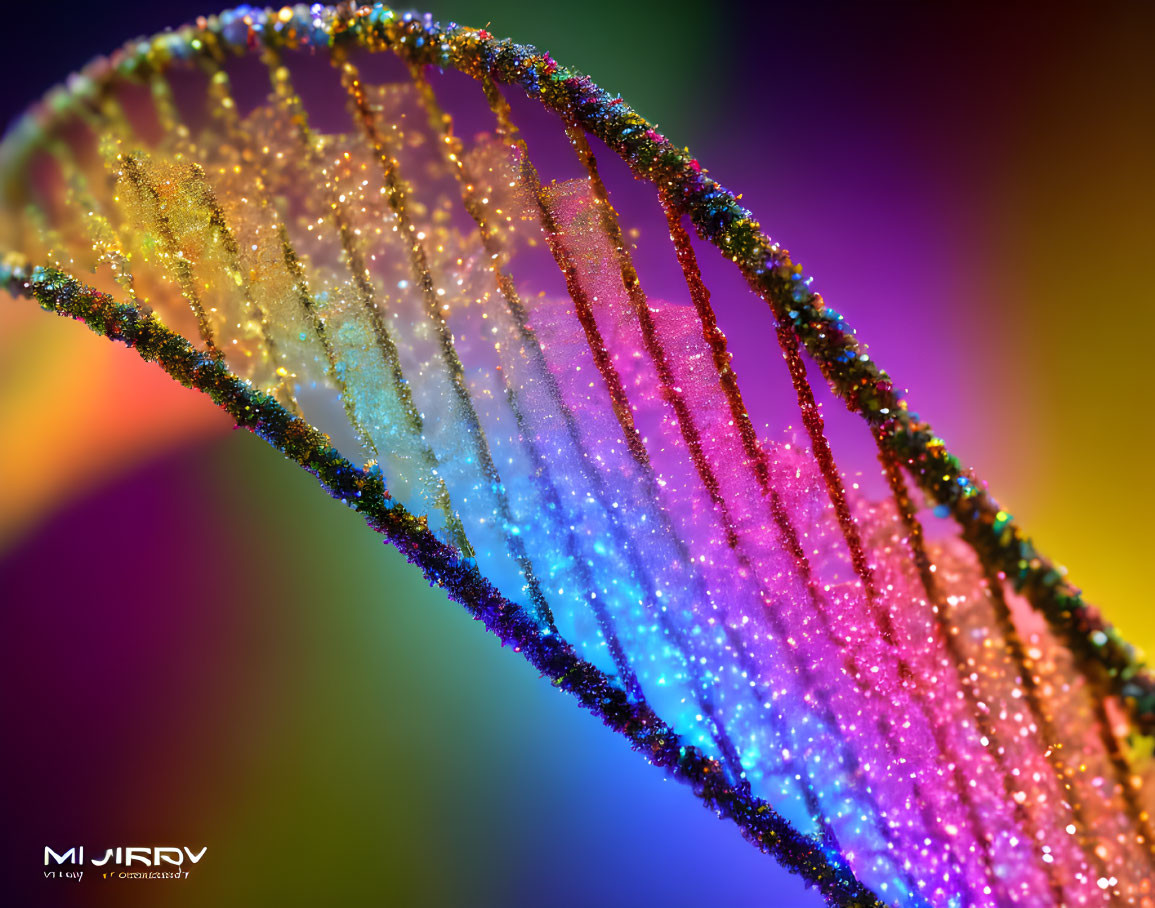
2,8 -> 1153,906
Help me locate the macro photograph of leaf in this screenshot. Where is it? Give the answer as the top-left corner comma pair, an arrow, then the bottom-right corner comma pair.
1,2 -> 1153,906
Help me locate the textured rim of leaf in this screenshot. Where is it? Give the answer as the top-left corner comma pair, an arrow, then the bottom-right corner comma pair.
3,262 -> 884,907
1,2 -> 1147,734
2,8 -> 1153,903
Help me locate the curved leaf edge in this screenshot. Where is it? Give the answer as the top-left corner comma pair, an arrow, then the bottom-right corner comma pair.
1,1 -> 1147,735
3,261 -> 885,908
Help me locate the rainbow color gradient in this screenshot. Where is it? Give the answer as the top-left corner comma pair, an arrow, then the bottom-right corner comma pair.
2,2 -> 1153,906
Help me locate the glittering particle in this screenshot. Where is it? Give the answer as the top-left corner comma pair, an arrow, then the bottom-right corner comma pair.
2,7 -> 1154,907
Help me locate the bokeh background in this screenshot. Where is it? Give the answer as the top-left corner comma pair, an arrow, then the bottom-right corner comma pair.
2,1 -> 1153,905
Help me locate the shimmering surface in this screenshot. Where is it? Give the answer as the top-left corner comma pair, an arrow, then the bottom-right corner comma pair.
2,6 -> 1153,905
